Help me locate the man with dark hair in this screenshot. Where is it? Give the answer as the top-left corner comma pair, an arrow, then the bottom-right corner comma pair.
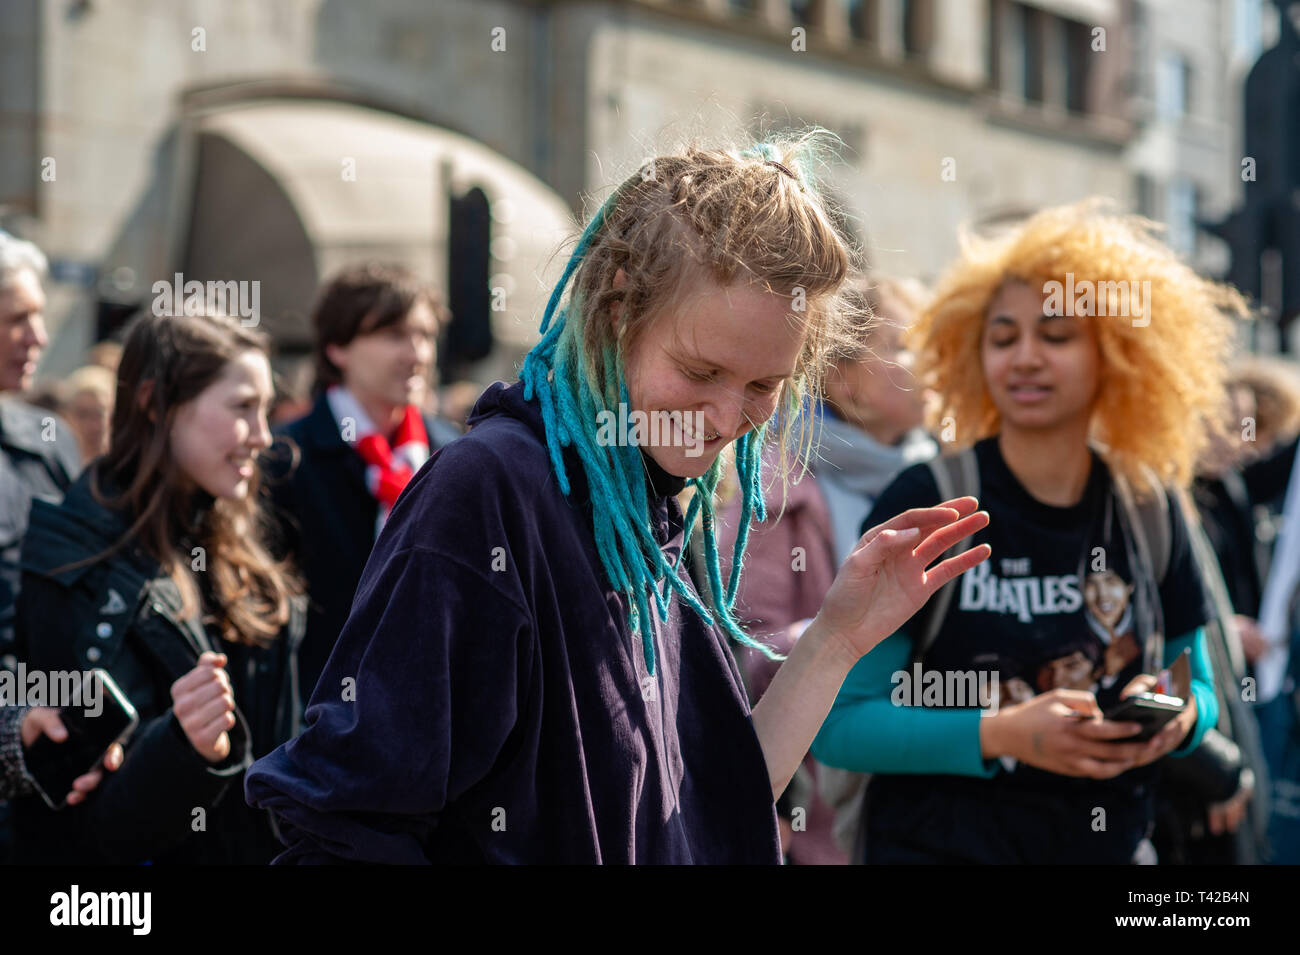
268,264 -> 461,705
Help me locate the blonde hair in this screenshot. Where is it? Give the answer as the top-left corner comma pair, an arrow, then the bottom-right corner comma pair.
522,129 -> 856,669
1230,355 -> 1300,449
567,131 -> 858,473
912,199 -> 1246,493
61,364 -> 116,406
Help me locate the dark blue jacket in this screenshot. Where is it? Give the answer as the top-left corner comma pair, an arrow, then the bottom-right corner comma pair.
0,399 -> 81,668
245,381 -> 781,863
264,393 -> 460,706
0,400 -> 80,863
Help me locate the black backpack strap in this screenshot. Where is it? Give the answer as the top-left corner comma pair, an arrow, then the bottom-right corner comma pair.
1110,464 -> 1170,672
909,448 -> 980,666
1173,485 -> 1272,855
1220,468 -> 1250,516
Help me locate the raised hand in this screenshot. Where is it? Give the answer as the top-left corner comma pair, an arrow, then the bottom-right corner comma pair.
170,651 -> 236,763
815,497 -> 991,661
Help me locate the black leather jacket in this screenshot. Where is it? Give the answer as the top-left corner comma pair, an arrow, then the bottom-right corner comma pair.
0,398 -> 81,669
10,468 -> 305,864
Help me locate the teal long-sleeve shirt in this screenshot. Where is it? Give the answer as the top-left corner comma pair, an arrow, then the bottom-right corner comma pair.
811,627 -> 1218,777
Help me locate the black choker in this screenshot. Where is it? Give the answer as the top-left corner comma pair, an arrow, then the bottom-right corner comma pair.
640,448 -> 688,499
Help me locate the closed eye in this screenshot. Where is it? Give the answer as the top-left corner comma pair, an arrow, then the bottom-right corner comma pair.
682,366 -> 718,383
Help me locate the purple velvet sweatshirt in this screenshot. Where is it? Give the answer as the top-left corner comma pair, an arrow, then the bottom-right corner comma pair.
245,381 -> 781,863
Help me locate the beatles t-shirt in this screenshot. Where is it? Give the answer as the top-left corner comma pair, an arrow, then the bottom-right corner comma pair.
859,436 -> 1210,862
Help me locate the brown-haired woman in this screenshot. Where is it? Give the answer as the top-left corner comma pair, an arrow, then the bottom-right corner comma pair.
11,310 -> 305,864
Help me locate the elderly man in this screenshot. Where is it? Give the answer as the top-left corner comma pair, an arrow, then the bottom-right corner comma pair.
0,230 -> 82,861
0,232 -> 81,666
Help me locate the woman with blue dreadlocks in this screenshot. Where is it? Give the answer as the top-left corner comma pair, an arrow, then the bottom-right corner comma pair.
245,131 -> 990,863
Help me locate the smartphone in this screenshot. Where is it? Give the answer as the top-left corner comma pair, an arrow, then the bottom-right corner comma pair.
1103,692 -> 1185,743
23,669 -> 138,811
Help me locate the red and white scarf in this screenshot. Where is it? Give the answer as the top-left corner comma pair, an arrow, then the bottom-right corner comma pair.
326,385 -> 430,534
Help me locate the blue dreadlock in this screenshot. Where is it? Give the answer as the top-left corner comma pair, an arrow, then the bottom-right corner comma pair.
520,172 -> 779,675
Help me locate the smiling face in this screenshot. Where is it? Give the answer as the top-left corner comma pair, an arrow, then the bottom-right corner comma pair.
169,350 -> 274,500
622,281 -> 806,478
0,269 -> 49,393
325,301 -> 436,410
1085,569 -> 1132,630
981,279 -> 1101,437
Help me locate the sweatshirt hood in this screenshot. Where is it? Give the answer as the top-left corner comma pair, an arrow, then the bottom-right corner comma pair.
467,381 -> 687,499
467,380 -> 546,442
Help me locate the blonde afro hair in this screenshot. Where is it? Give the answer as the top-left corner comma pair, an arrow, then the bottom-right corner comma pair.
912,199 -> 1248,494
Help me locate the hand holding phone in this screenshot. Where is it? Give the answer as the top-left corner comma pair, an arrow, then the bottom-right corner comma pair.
1078,651 -> 1191,743
20,708 -> 125,806
22,670 -> 138,810
1101,692 -> 1185,742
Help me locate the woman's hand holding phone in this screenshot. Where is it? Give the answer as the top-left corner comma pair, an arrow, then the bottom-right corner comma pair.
20,707 -> 124,805
1112,673 -> 1198,769
982,674 -> 1198,778
979,689 -> 1151,778
170,652 -> 236,763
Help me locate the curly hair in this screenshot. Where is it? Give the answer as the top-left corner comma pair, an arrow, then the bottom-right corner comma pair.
911,199 -> 1247,494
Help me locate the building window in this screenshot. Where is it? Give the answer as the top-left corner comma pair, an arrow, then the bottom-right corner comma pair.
1155,50 -> 1190,121
991,2 -> 1097,113
993,2 -> 1034,100
1136,174 -> 1158,219
1063,19 -> 1091,114
994,1 -> 1029,100
1021,5 -> 1044,103
791,0 -> 816,28
1233,0 -> 1264,63
729,0 -> 760,15
848,0 -> 878,43
987,0 -> 997,86
1166,178 -> 1198,256
901,0 -> 934,58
